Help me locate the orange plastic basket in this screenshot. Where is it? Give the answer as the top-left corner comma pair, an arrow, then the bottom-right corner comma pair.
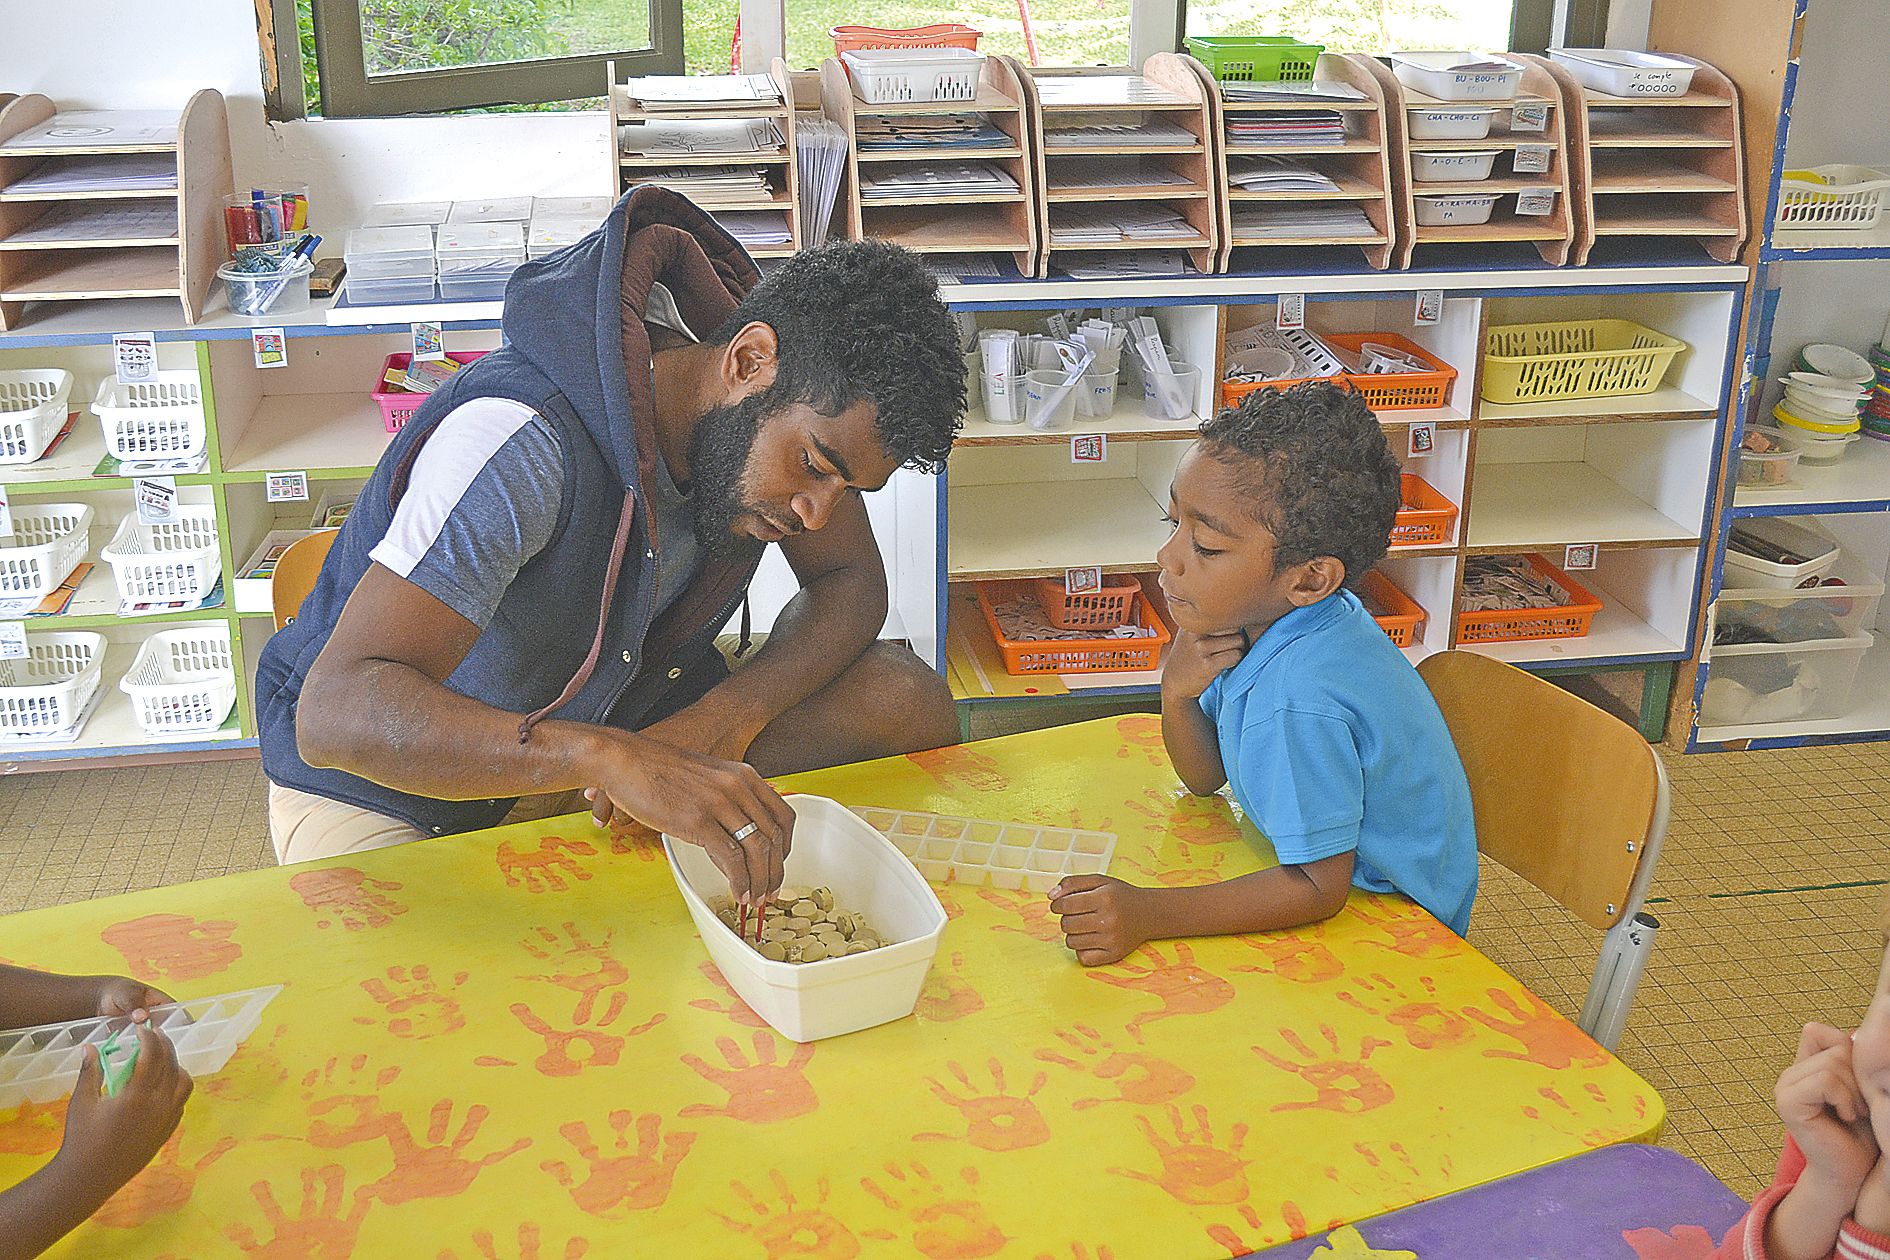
1390,473 -> 1457,548
1030,572 -> 1140,631
1221,332 -> 1458,412
830,23 -> 982,53
976,580 -> 1172,675
1358,569 -> 1425,648
1454,554 -> 1605,645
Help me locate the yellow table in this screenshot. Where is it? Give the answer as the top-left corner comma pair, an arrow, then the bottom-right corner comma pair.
0,716 -> 1660,1258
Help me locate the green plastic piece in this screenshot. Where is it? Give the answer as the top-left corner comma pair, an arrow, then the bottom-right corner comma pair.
98,1028 -> 139,1098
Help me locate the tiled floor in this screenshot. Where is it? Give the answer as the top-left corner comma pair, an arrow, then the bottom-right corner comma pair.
2,732 -> 1888,1201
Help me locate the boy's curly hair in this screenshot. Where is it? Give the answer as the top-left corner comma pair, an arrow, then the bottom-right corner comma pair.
1197,381 -> 1403,579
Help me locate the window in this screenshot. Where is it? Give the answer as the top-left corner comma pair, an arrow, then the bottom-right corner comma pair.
775,0 -> 1132,71
1182,0 -> 1523,56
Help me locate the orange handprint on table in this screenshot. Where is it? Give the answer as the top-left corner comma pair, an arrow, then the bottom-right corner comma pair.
100,912 -> 241,980
1351,1139 -> 1445,1189
497,834 -> 597,894
0,1098 -> 66,1155
356,964 -> 469,1040
1114,712 -> 1167,766
290,867 -> 408,932
94,1131 -> 237,1229
976,887 -> 1062,943
1035,1246 -> 1118,1260
915,951 -> 985,1023
1624,1225 -> 1719,1260
1336,973 -> 1472,1051
716,1171 -> 866,1260
1522,1081 -> 1648,1145
368,1099 -> 530,1206
1348,897 -> 1466,960
1466,987 -> 1610,1069
1232,927 -> 1345,986
1203,1205 -> 1268,1259
439,1223 -> 592,1260
917,1058 -> 1050,1152
682,1031 -> 818,1124
1120,851 -> 1228,889
521,922 -> 630,1023
1111,1104 -> 1251,1207
1251,1026 -> 1395,1114
224,1165 -> 374,1259
301,1055 -> 401,1148
689,960 -> 768,1029
500,996 -> 664,1077
863,1161 -> 1010,1260
1086,941 -> 1235,1043
542,1111 -> 695,1218
908,743 -> 1011,794
1034,1024 -> 1195,1110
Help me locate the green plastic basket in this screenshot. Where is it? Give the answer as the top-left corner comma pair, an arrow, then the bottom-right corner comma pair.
1185,35 -> 1324,83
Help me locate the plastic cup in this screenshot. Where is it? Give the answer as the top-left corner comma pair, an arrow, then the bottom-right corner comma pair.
1025,369 -> 1081,431
219,258 -> 313,318
1143,361 -> 1202,421
1078,369 -> 1119,418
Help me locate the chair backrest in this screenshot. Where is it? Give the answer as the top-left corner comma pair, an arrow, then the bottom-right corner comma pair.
1417,650 -> 1660,932
271,529 -> 339,632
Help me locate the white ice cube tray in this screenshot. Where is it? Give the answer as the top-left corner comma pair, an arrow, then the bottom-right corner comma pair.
850,807 -> 1115,891
0,985 -> 281,1108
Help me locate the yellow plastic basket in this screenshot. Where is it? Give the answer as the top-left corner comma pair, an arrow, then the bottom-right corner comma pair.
1480,319 -> 1687,404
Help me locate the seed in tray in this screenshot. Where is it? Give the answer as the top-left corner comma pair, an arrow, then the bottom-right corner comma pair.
709,888 -> 889,964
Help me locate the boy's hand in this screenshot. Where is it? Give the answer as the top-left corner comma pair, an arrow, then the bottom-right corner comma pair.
1050,875 -> 1156,967
91,976 -> 173,1022
1162,630 -> 1247,701
1776,1022 -> 1878,1201
54,1024 -> 192,1193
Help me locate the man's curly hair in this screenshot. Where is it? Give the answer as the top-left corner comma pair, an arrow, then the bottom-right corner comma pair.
1197,381 -> 1403,579
712,240 -> 964,474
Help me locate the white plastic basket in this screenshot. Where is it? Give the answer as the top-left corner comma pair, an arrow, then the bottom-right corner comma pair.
0,502 -> 93,601
0,369 -> 74,465
1411,150 -> 1499,182
842,47 -> 984,103
1776,166 -> 1890,232
1416,193 -> 1500,225
1390,51 -> 1525,101
91,370 -> 207,462
119,625 -> 236,734
1548,48 -> 1697,97
0,631 -> 104,739
99,506 -> 221,604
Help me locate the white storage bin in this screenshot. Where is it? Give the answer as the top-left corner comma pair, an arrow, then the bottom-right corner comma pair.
1407,106 -> 1499,139
1415,194 -> 1499,225
1719,555 -> 1885,645
1548,48 -> 1697,97
1776,425 -> 1859,465
0,369 -> 74,465
1776,166 -> 1890,233
119,626 -> 237,734
0,631 -> 103,740
99,506 -> 220,604
1703,631 -> 1872,725
1724,517 -> 1842,590
91,371 -> 207,462
0,502 -> 92,601
842,47 -> 984,104
343,225 -> 437,281
346,276 -> 436,305
1411,150 -> 1499,182
1390,51 -> 1525,101
665,794 -> 947,1042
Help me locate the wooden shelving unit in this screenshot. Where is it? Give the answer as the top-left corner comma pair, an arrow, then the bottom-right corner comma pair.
0,91 -> 231,330
1525,54 -> 1746,266
606,59 -> 803,258
818,54 -> 1037,277
1197,53 -> 1396,271
1016,53 -> 1218,278
1361,59 -> 1577,269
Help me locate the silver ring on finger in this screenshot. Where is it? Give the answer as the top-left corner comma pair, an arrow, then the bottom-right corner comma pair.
730,822 -> 759,844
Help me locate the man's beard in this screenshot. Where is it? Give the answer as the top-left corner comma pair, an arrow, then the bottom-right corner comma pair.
686,392 -> 772,558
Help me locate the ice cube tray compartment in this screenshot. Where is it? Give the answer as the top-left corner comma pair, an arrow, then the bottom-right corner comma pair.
849,807 -> 1117,892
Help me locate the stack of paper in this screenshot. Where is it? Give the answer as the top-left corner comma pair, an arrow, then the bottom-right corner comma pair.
1225,111 -> 1348,147
6,202 -> 177,245
625,74 -> 781,110
860,162 -> 1019,200
855,114 -> 1012,151
1046,158 -> 1193,194
1056,251 -> 1188,279
1032,76 -> 1192,108
0,112 -> 178,150
619,118 -> 785,158
1230,203 -> 1378,239
796,116 -> 847,247
2,153 -> 176,195
1227,155 -> 1341,194
922,254 -> 1006,280
1220,79 -> 1366,103
713,211 -> 793,249
632,166 -> 775,205
1050,204 -> 1196,245
1044,116 -> 1197,148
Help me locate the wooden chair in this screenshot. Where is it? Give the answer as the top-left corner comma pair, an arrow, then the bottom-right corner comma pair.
1417,650 -> 1669,1051
271,529 -> 339,631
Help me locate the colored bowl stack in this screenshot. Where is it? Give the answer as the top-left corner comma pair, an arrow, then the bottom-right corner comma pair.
1869,343 -> 1890,441
1773,344 -> 1872,462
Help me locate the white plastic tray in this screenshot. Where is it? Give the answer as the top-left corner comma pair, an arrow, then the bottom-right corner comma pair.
100,506 -> 220,604
119,625 -> 237,734
1390,51 -> 1524,102
1725,517 -> 1842,590
851,806 -> 1116,892
1406,105 -> 1499,140
1415,194 -> 1499,225
1411,150 -> 1499,182
843,47 -> 984,104
0,986 -> 282,1108
91,370 -> 206,462
0,631 -> 103,741
1549,48 -> 1697,97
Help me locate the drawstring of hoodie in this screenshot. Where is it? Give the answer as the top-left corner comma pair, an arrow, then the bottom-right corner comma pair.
518,492 -> 638,743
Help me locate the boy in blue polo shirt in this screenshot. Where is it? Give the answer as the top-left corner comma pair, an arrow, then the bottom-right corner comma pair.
1050,382 -> 1476,966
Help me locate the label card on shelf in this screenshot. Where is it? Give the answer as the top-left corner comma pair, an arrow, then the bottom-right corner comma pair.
0,622 -> 25,661
1071,434 -> 1106,463
266,471 -> 310,503
1064,566 -> 1102,596
134,477 -> 177,525
1515,188 -> 1558,216
411,321 -> 444,362
1414,290 -> 1442,326
112,333 -> 157,384
1513,145 -> 1553,174
252,328 -> 288,370
1407,422 -> 1436,459
0,488 -> 10,537
1564,543 -> 1599,571
1276,294 -> 1305,331
1510,103 -> 1549,132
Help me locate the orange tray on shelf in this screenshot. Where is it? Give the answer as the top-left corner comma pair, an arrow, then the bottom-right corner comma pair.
1454,554 -> 1605,645
1030,572 -> 1140,631
1358,569 -> 1426,648
1221,332 -> 1459,412
975,579 -> 1172,676
1391,473 -> 1458,548
830,23 -> 981,52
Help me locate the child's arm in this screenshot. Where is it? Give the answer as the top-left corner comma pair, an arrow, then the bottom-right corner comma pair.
0,1024 -> 191,1260
1760,1022 -> 1879,1260
1050,853 -> 1354,967
0,965 -> 170,1030
1160,630 -> 1247,796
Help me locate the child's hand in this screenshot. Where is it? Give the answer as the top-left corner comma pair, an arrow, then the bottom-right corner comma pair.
54,1023 -> 192,1194
1776,1022 -> 1878,1201
1050,876 -> 1155,966
1161,630 -> 1247,701
1847,947 -> 1890,1230
91,976 -> 173,1022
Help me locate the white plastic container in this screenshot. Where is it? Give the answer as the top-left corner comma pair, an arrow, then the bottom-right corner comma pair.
343,225 -> 436,281
100,506 -> 221,604
665,794 -> 947,1042
119,625 -> 236,734
1776,166 -> 1890,233
1723,517 -> 1842,590
1390,51 -> 1525,102
842,47 -> 985,104
1415,193 -> 1500,225
0,631 -> 103,740
1548,48 -> 1698,97
90,371 -> 207,463
1775,425 -> 1859,465
852,807 -> 1115,892
1737,443 -> 1802,487
1406,105 -> 1499,140
1719,554 -> 1885,644
1703,631 -> 1872,725
219,259 -> 313,318
1411,150 -> 1499,182
0,502 -> 92,601
0,369 -> 74,465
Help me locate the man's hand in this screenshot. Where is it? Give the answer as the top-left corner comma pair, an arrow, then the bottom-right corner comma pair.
1161,630 -> 1247,702
583,708 -> 753,832
1049,876 -> 1159,967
